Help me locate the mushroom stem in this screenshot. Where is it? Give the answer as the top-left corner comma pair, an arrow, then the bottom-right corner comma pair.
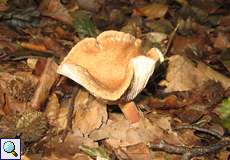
119,101 -> 141,123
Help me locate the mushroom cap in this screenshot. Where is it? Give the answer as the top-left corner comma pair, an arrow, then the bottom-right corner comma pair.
57,31 -> 163,102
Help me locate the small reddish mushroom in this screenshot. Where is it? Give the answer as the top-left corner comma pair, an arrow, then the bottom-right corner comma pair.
57,30 -> 163,123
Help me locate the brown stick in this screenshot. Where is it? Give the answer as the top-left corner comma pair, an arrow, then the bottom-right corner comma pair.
149,140 -> 230,160
174,125 -> 223,139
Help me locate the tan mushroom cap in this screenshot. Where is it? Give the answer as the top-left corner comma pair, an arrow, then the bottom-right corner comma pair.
57,30 -> 163,101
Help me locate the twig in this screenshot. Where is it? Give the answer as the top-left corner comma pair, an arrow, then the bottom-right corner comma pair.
174,125 -> 223,139
164,23 -> 180,56
61,86 -> 79,141
149,140 -> 230,160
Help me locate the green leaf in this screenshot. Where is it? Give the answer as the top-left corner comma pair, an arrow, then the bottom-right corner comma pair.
219,97 -> 230,131
73,10 -> 99,38
79,145 -> 111,160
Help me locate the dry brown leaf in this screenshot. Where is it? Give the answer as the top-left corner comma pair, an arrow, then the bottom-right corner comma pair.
171,35 -> 206,55
43,37 -> 66,59
135,3 -> 168,20
115,143 -> 151,160
0,86 -> 5,109
73,89 -> 108,136
212,32 -> 230,49
44,130 -> 97,159
76,0 -> 104,12
31,58 -> 59,110
73,153 -> 93,160
44,93 -> 60,126
39,0 -> 73,25
216,150 -> 230,160
90,115 -> 164,148
219,15 -> 230,27
161,55 -> 230,92
55,105 -> 68,131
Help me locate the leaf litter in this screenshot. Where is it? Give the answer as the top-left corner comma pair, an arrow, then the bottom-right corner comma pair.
0,0 -> 229,160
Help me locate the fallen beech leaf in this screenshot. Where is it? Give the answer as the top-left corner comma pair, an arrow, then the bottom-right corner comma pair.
31,58 -> 59,110
121,19 -> 142,37
55,106 -> 68,131
216,150 -> 230,160
162,55 -> 230,92
90,116 -> 164,148
115,143 -> 151,160
175,109 -> 204,123
73,153 -> 93,160
44,93 -> 60,126
213,32 -> 230,49
0,1 -> 8,12
39,0 -> 73,25
219,15 -> 230,27
76,0 -> 104,12
171,35 -> 206,55
190,80 -> 225,106
0,86 -> 5,109
73,92 -> 108,136
135,3 -> 168,20
21,155 -> 30,160
43,37 -> 66,59
45,130 -> 97,158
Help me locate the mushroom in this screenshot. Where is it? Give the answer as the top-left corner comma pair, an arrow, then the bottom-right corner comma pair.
57,30 -> 164,123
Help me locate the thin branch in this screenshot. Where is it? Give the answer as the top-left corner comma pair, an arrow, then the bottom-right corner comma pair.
149,140 -> 230,160
174,125 -> 223,139
164,23 -> 180,56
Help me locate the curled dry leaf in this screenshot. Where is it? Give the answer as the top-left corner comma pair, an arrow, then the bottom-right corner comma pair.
44,93 -> 60,126
171,35 -> 206,55
55,105 -> 68,131
57,30 -> 164,102
89,115 -> 165,148
115,143 -> 151,160
135,3 -> 168,20
161,55 -> 230,93
39,0 -> 73,25
76,0 -> 104,12
43,37 -> 67,59
73,153 -> 93,160
31,58 -> 59,110
44,130 -> 97,159
73,89 -> 108,136
212,32 -> 230,49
